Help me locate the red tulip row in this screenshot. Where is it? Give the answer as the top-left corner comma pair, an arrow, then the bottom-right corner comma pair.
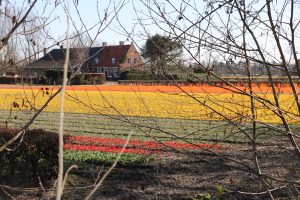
64,135 -> 221,155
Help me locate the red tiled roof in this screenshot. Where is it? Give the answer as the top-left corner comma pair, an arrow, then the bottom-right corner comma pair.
96,45 -> 131,67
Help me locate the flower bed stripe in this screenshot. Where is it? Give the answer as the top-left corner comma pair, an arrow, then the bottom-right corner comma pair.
0,84 -> 297,94
1,87 -> 298,124
64,135 -> 221,154
64,144 -> 155,154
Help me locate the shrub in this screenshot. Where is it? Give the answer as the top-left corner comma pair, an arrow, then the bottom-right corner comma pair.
91,76 -> 104,84
120,70 -> 179,80
70,74 -> 86,85
194,67 -> 205,73
45,70 -> 72,84
159,74 -> 179,80
120,69 -> 147,80
125,73 -> 153,80
0,76 -> 21,84
0,128 -> 59,185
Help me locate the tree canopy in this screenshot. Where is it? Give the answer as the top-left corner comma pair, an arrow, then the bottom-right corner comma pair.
141,34 -> 182,75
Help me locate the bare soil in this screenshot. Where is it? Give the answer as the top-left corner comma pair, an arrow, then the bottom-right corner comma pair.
1,144 -> 300,200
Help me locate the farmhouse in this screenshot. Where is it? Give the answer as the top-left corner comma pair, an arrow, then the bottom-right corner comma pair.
24,42 -> 144,80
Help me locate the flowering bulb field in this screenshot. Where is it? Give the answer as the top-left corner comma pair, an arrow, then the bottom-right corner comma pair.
0,85 -> 299,124
64,135 -> 221,155
0,109 -> 228,164
63,135 -> 221,164
0,83 -> 297,164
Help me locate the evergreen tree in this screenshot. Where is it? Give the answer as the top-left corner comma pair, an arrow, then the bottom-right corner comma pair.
142,34 -> 182,75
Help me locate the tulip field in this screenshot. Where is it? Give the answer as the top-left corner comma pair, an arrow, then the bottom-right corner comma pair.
0,84 -> 299,124
0,109 -> 230,164
0,84 -> 299,164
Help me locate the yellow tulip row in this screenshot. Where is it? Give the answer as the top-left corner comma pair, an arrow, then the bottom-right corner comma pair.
0,88 -> 299,124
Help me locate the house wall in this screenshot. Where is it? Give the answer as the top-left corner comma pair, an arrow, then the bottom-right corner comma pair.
120,45 -> 144,71
24,68 -> 45,78
92,67 -> 119,77
24,44 -> 144,80
91,44 -> 144,77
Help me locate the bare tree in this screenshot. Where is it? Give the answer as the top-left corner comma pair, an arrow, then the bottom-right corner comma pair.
113,0 -> 300,198
1,0 -> 300,199
0,0 -> 128,199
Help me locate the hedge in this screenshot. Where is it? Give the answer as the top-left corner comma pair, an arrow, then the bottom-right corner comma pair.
0,128 -> 60,185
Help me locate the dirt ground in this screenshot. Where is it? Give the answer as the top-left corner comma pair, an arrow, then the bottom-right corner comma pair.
1,144 -> 300,200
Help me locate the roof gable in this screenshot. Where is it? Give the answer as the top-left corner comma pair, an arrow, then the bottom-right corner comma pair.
40,47 -> 103,61
97,45 -> 131,67
25,44 -> 134,70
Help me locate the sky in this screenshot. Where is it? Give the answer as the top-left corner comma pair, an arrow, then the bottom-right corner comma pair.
10,0 -> 300,64
32,0 -> 153,49
30,0 -> 207,50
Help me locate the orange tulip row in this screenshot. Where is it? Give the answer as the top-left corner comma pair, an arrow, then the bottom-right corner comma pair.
0,83 -> 298,94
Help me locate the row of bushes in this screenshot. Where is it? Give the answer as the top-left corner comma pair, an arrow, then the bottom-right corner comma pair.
38,70 -> 105,85
120,70 -> 179,80
0,128 -> 60,185
0,76 -> 22,84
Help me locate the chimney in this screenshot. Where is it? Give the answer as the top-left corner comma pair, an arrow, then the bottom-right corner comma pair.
119,41 -> 124,46
43,48 -> 47,56
102,42 -> 107,47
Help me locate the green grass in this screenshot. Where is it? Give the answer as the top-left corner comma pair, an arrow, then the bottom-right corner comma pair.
0,109 -> 288,144
0,110 -> 238,143
64,150 -> 153,167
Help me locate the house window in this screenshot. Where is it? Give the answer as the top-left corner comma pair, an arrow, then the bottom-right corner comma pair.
113,67 -> 118,76
112,58 -> 115,64
128,58 -> 135,64
134,58 -> 137,63
96,67 -> 102,73
95,58 -> 99,64
108,68 -> 112,76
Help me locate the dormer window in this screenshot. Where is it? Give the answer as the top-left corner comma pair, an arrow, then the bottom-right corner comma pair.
95,58 -> 99,64
112,58 -> 115,64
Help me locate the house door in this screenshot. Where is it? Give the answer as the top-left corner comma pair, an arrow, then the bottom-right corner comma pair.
105,71 -> 108,77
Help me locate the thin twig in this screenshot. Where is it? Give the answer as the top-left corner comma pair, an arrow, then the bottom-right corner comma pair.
61,165 -> 78,191
84,131 -> 133,200
56,0 -> 71,199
